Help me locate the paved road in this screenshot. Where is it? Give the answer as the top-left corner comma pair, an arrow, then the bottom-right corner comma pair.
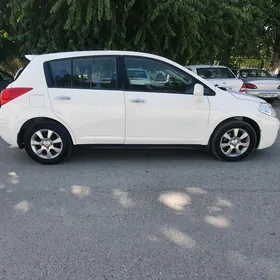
1,102 -> 280,280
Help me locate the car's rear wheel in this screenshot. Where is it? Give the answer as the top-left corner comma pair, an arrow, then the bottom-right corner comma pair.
210,120 -> 257,161
24,122 -> 72,164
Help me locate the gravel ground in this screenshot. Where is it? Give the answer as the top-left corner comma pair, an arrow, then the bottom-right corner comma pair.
0,101 -> 280,280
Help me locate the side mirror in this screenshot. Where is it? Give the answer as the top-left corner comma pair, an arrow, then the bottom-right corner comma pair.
194,83 -> 204,96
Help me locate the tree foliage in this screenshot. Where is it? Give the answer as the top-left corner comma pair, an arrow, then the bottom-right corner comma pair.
0,0 -> 280,68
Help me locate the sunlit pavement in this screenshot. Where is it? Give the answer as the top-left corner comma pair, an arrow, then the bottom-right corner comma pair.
1,103 -> 280,280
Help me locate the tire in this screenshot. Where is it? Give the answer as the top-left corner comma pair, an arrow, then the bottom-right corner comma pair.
24,121 -> 72,164
210,120 -> 257,162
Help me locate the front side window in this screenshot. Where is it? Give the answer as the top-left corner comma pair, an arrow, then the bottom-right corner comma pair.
197,68 -> 235,79
124,57 -> 196,94
49,56 -> 117,89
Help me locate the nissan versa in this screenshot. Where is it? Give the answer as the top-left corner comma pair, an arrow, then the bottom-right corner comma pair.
0,51 -> 279,164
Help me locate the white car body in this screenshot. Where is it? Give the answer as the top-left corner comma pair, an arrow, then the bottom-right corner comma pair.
186,65 -> 243,92
0,51 -> 279,163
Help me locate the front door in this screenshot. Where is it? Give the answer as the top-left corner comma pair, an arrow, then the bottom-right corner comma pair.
47,56 -> 125,144
123,56 -> 210,145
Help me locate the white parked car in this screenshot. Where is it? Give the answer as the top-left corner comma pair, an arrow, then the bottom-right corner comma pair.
126,68 -> 151,86
0,51 -> 279,164
186,65 -> 243,92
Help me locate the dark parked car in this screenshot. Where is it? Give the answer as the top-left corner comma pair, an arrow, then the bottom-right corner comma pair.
0,70 -> 13,92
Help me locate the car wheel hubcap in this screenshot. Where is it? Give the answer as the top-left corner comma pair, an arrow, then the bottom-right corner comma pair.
220,128 -> 250,157
30,129 -> 63,159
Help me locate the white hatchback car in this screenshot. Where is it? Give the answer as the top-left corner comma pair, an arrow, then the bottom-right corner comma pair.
0,51 -> 279,164
186,65 -> 243,92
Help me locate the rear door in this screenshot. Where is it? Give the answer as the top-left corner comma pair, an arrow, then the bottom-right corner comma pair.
47,56 -> 125,144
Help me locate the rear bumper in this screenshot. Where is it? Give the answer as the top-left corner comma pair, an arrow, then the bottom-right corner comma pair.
0,106 -> 18,146
246,90 -> 280,99
258,117 -> 280,150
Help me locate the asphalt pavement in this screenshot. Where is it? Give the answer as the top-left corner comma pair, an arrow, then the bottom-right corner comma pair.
1,102 -> 280,280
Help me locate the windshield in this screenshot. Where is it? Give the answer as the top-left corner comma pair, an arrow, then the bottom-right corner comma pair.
239,69 -> 272,78
197,67 -> 235,79
127,69 -> 148,79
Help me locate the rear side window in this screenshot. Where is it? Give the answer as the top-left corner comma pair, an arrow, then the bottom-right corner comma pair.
48,56 -> 117,90
50,60 -> 72,88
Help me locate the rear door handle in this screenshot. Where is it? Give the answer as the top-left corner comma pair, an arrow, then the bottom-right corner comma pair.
130,99 -> 146,104
54,95 -> 71,100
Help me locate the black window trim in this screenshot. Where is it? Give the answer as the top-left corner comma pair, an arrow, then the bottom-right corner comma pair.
120,55 -> 215,96
44,55 -> 123,91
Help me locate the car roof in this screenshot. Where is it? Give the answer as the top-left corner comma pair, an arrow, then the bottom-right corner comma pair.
25,50 -> 172,63
187,65 -> 228,69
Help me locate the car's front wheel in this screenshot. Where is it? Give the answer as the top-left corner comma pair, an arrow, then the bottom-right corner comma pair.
24,121 -> 72,164
210,120 -> 257,161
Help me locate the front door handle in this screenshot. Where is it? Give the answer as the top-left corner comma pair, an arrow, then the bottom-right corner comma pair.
130,99 -> 146,104
54,95 -> 71,100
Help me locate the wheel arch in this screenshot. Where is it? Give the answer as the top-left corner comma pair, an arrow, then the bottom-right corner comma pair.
208,116 -> 261,149
17,117 -> 75,149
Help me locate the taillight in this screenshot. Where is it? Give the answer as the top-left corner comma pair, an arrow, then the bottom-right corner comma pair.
0,87 -> 33,106
239,83 -> 257,92
245,83 -> 257,89
239,83 -> 246,92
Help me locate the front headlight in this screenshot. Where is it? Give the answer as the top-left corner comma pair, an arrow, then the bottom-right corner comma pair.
259,102 -> 277,117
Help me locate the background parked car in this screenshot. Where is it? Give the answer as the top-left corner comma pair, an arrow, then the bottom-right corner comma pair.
0,70 -> 13,92
186,65 -> 243,92
235,68 -> 280,102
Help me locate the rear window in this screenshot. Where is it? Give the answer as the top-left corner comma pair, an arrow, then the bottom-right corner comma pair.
197,67 -> 235,79
239,69 -> 272,78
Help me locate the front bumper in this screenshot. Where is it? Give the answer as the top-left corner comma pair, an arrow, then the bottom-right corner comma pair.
258,116 -> 280,150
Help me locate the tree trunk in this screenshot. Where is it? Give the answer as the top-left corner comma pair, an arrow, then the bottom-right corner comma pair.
270,34 -> 280,71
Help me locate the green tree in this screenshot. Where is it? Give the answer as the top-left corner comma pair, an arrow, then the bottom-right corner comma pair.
6,0 -> 280,69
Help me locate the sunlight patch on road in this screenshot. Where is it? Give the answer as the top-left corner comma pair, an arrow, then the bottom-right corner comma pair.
14,200 -> 30,213
159,191 -> 191,211
8,172 -> 19,184
205,215 -> 230,228
162,226 -> 196,249
71,185 -> 90,197
112,189 -> 135,208
216,198 -> 232,207
207,206 -> 222,213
